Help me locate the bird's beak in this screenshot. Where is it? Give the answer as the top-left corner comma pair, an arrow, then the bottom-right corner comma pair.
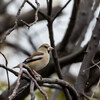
48,47 -> 54,51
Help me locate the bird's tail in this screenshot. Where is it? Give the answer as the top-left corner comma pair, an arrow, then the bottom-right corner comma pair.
13,63 -> 25,69
13,65 -> 19,69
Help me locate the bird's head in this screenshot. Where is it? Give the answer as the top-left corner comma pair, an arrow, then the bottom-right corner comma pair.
38,43 -> 54,53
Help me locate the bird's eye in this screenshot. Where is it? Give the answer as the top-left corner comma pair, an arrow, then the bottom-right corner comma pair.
44,46 -> 48,49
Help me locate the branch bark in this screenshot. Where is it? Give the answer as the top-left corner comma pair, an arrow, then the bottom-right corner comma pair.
75,12 -> 100,98
67,0 -> 94,51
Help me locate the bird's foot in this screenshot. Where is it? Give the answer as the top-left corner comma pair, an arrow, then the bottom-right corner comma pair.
32,70 -> 42,80
35,74 -> 42,80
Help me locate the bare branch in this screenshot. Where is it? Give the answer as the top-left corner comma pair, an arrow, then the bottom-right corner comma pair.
0,0 -> 27,43
30,81 -> 35,100
0,5 -> 62,35
0,52 -> 10,89
75,12 -> 100,98
83,60 -> 100,72
0,64 -> 18,76
9,63 -> 23,100
59,0 -> 80,51
47,0 -> 53,16
52,0 -> 71,21
77,0 -> 100,46
47,12 -> 72,100
21,0 -> 40,28
0,63 -> 78,100
37,78 -> 78,99
24,70 -> 48,100
42,84 -> 62,90
67,0 -> 94,49
27,0 -> 49,20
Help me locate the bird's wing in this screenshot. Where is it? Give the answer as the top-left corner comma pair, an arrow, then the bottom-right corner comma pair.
23,52 -> 44,64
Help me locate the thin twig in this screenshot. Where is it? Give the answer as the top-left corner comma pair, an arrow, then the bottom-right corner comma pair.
24,70 -> 48,100
29,0 -> 40,26
52,0 -> 71,21
83,60 -> 100,72
0,64 -> 18,76
15,83 -> 30,97
23,64 -> 36,79
0,64 -> 78,100
0,52 -> 10,89
9,63 -> 23,100
21,0 -> 40,28
42,84 -> 62,90
27,0 -> 49,20
30,81 -> 35,100
0,0 -> 27,43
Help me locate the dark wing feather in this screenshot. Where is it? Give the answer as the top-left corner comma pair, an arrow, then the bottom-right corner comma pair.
23,52 -> 44,64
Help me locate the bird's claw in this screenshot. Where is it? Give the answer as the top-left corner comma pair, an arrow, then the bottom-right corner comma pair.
35,74 -> 42,80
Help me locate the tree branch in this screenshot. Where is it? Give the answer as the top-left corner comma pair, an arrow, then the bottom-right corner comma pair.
52,0 -> 71,21
0,0 -> 27,43
59,0 -> 80,51
0,52 -> 10,89
75,12 -> 100,98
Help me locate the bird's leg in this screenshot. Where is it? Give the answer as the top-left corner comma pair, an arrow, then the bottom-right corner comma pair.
32,70 -> 42,79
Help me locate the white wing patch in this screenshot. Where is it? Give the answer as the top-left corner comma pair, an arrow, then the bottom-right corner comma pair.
32,55 -> 43,59
24,54 -> 43,64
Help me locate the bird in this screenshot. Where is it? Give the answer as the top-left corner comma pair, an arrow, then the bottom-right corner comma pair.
13,43 -> 54,76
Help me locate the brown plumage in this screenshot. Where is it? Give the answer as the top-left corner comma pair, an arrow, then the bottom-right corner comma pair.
13,43 -> 54,73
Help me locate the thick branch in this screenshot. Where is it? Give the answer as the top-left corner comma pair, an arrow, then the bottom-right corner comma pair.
77,0 -> 100,45
75,12 -> 100,97
67,0 -> 94,51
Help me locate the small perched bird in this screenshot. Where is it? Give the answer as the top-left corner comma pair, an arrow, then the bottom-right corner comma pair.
14,43 -> 54,76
